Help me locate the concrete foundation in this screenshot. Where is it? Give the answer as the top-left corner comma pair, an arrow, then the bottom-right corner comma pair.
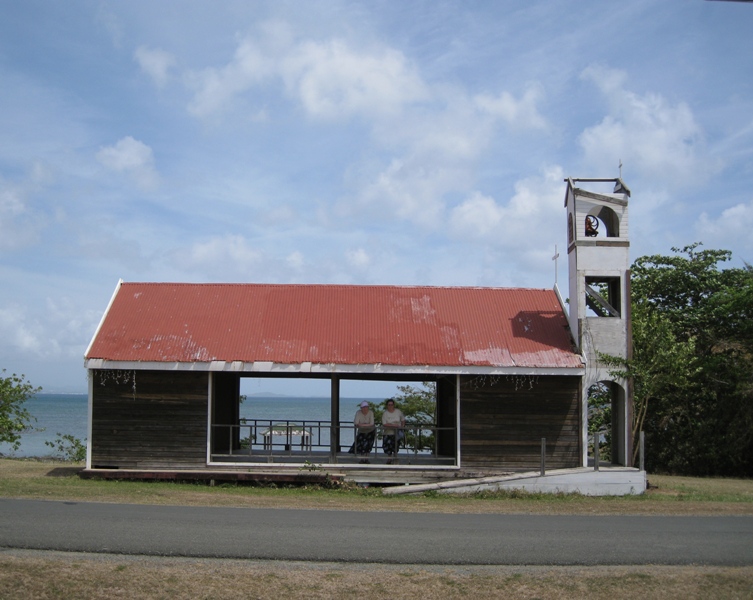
383,466 -> 646,496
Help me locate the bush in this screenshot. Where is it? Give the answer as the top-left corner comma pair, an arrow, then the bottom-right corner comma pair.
45,433 -> 87,462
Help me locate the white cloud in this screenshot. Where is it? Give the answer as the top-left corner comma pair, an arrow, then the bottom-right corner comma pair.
450,165 -> 565,248
474,84 -> 547,130
352,156 -> 461,229
282,39 -> 428,120
696,200 -> 753,251
341,80 -> 550,231
0,305 -> 44,355
186,36 -> 275,117
0,178 -> 42,250
0,183 -> 24,216
134,45 -> 176,88
286,250 -> 305,270
579,65 -> 720,186
44,297 -> 101,358
190,234 -> 262,265
186,28 -> 427,121
0,298 -> 93,361
181,26 -> 552,236
450,191 -> 504,238
175,234 -> 263,278
346,247 -> 370,269
96,136 -> 159,189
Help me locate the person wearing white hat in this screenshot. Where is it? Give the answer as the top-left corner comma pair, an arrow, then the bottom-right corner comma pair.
353,401 -> 375,463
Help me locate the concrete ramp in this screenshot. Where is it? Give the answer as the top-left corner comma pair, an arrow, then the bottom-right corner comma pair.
382,466 -> 646,496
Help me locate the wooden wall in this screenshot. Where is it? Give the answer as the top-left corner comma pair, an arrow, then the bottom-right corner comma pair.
435,375 -> 457,457
460,375 -> 581,470
211,372 -> 240,454
90,370 -> 209,469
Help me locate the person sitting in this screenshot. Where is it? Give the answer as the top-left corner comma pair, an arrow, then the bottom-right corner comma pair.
381,398 -> 405,465
353,401 -> 375,464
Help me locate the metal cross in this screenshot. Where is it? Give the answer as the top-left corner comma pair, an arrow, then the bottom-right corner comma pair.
552,245 -> 560,285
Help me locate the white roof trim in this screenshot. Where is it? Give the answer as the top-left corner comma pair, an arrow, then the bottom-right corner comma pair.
83,359 -> 584,377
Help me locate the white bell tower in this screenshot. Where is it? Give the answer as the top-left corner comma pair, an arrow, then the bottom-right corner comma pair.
564,177 -> 633,466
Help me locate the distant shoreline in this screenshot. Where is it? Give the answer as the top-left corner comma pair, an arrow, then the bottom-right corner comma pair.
34,392 -> 384,399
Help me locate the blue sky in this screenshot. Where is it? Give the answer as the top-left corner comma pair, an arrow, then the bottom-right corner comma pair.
1,0 -> 752,394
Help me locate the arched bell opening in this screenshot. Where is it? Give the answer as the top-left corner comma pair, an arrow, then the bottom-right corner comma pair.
584,205 -> 620,238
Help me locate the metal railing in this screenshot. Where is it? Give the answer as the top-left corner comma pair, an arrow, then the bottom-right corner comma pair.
211,419 -> 453,462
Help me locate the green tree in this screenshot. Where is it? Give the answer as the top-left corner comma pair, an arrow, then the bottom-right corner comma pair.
600,308 -> 699,467
0,370 -> 41,452
613,244 -> 753,475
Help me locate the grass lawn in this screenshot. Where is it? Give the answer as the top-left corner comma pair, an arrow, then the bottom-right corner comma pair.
1,458 -> 752,515
2,458 -> 752,599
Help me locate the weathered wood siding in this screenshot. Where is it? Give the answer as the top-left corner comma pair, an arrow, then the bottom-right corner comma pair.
460,375 -> 581,470
91,370 -> 209,469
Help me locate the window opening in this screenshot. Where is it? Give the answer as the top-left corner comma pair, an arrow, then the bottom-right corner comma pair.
585,276 -> 621,317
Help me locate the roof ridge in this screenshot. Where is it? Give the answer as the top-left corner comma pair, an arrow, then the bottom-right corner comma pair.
119,281 -> 552,292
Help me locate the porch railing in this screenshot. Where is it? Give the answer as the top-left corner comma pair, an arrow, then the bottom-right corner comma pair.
211,419 -> 454,462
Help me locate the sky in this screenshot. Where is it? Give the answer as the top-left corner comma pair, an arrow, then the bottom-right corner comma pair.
1,1 -> 752,395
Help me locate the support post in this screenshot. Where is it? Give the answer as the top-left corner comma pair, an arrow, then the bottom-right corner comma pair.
639,431 -> 645,472
594,433 -> 600,471
330,376 -> 340,463
540,438 -> 546,476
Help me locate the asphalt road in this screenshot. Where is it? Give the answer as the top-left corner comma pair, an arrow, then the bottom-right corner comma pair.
1,499 -> 752,565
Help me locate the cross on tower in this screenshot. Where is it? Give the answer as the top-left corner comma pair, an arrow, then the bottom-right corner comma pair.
552,245 -> 560,285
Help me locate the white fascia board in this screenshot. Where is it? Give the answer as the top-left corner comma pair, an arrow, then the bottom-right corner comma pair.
84,279 -> 123,360
83,359 -> 584,377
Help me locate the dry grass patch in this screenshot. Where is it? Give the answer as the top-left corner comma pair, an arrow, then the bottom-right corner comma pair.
1,552 -> 752,599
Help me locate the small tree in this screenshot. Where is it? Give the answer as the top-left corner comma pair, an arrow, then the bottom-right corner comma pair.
45,433 -> 87,462
0,370 -> 41,452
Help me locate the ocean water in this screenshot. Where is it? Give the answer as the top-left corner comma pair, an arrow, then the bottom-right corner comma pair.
0,393 -> 380,458
0,394 -> 89,459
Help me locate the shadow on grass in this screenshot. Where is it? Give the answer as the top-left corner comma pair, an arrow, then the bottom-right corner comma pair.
45,466 -> 84,478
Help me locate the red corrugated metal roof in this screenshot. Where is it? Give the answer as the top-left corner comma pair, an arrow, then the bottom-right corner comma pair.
85,283 -> 582,369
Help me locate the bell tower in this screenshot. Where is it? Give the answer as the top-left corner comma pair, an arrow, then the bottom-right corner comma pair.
564,177 -> 633,466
